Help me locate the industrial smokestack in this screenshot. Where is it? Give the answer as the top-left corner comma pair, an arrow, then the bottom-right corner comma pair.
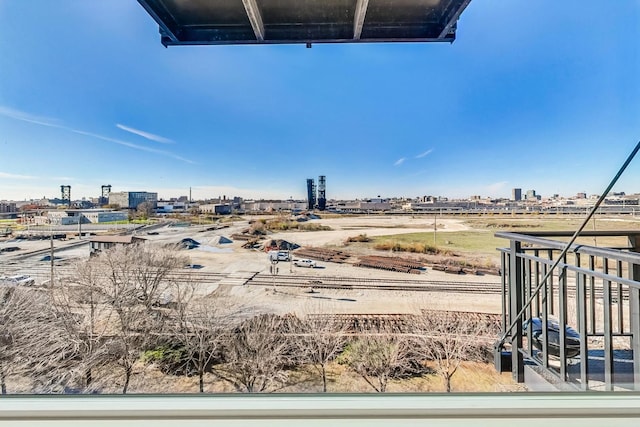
306,179 -> 316,211
318,175 -> 326,211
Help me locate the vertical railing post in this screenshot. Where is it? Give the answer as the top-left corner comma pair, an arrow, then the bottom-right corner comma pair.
547,249 -> 555,315
509,240 -> 524,382
628,235 -> 640,391
577,270 -> 589,390
603,258 -> 614,391
501,250 -> 508,335
558,261 -> 568,382
534,250 -> 540,318
616,260 -> 624,334
525,258 -> 533,355
589,255 -> 596,335
575,253 -> 589,389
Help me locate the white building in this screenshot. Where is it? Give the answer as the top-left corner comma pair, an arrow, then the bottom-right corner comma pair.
47,209 -> 128,225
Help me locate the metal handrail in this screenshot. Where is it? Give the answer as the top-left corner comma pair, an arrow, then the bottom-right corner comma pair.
496,141 -> 640,350
496,232 -> 640,264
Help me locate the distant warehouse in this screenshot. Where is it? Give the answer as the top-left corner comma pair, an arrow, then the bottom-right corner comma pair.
109,191 -> 158,209
48,209 -> 128,225
199,204 -> 232,215
89,235 -> 146,255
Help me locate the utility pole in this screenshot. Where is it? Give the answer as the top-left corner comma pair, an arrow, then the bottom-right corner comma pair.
77,212 -> 82,239
434,211 -> 437,246
270,259 -> 279,292
50,223 -> 54,287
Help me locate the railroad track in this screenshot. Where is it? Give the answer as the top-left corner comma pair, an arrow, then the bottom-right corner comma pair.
245,273 -> 502,294
7,265 -> 630,301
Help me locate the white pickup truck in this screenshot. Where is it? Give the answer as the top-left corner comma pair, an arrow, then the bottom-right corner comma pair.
268,250 -> 290,262
294,259 -> 317,268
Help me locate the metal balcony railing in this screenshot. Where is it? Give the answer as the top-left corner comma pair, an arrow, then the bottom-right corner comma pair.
496,231 -> 640,391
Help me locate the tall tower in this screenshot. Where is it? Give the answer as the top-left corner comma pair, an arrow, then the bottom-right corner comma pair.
101,185 -> 112,205
60,185 -> 71,207
306,179 -> 316,211
317,175 -> 326,211
512,188 -> 522,201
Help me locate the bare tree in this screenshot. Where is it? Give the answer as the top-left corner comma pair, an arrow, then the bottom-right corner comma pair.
135,201 -> 155,220
413,310 -> 493,392
216,313 -> 294,393
173,294 -> 244,393
0,287 -> 33,394
294,311 -> 348,392
344,331 -> 412,393
51,259 -> 115,391
100,243 -> 188,310
1,286 -> 84,393
93,243 -> 188,393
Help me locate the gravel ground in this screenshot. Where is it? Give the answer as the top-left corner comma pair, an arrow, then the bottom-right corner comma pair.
1,216 -> 502,315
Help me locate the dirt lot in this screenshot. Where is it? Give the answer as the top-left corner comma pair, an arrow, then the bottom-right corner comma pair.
1,216 -> 504,315
152,216 -> 502,315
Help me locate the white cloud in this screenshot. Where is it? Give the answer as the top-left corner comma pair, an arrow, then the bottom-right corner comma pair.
0,171 -> 37,180
0,105 -> 59,127
116,124 -> 174,144
70,129 -> 195,164
416,149 -> 434,158
394,158 -> 406,166
0,105 -> 194,164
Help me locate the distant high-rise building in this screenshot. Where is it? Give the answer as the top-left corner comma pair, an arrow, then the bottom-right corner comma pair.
525,190 -> 537,200
512,188 -> 522,201
317,175 -> 326,211
306,179 -> 316,210
0,202 -> 17,213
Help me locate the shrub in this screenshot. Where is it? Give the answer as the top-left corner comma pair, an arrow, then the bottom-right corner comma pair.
373,240 -> 448,255
141,345 -> 191,375
346,234 -> 370,243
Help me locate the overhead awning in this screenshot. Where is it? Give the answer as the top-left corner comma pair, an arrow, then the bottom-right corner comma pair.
137,0 -> 472,47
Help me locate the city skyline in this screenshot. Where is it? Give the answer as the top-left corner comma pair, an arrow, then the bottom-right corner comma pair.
1,1 -> 639,201
1,183 -> 635,205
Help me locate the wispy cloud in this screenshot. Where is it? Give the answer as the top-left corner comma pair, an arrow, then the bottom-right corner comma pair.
487,181 -> 509,193
0,105 -> 194,164
416,149 -> 434,158
394,158 -> 406,166
116,124 -> 174,144
0,171 -> 37,180
408,169 -> 429,177
0,105 -> 59,127
70,128 -> 195,164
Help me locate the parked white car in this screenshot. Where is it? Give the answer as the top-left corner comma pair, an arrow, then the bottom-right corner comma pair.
294,259 -> 317,268
0,275 -> 35,287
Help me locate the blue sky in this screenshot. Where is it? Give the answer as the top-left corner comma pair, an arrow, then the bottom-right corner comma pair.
1,1 -> 639,201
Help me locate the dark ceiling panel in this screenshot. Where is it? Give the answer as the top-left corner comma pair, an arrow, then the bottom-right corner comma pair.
137,0 -> 472,46
163,0 -> 251,26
